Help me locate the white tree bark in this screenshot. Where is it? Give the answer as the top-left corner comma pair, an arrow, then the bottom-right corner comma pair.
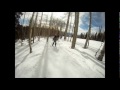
98,42 -> 105,61
29,12 -> 35,53
84,12 -> 92,49
33,12 -> 38,43
68,13 -> 72,41
64,12 -> 70,40
71,12 -> 79,49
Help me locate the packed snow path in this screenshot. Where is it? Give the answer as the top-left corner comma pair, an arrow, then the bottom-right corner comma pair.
15,37 -> 105,78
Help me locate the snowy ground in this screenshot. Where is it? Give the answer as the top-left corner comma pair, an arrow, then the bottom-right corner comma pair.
15,37 -> 105,78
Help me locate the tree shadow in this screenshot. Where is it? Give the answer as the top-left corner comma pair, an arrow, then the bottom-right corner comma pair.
15,41 -> 39,55
15,53 -> 30,69
76,42 -> 98,53
15,45 -> 29,55
74,48 -> 105,69
15,41 -> 40,58
31,41 -> 39,47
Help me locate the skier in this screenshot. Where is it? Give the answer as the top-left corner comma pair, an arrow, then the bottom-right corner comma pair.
52,34 -> 59,47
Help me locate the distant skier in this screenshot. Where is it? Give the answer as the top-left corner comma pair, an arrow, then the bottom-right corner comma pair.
52,34 -> 59,47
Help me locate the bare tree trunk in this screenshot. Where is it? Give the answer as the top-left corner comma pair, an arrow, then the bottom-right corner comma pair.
59,24 -> 62,38
38,12 -> 43,41
97,42 -> 105,61
45,15 -> 48,38
45,15 -> 48,27
84,12 -> 92,49
100,30 -> 104,42
70,20 -> 75,42
43,28 -> 45,37
47,12 -> 53,42
68,13 -> 72,41
33,12 -> 38,43
71,12 -> 79,49
64,12 -> 70,40
47,28 -> 49,42
29,12 -> 35,53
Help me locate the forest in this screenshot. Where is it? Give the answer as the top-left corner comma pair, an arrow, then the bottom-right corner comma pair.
15,12 -> 105,78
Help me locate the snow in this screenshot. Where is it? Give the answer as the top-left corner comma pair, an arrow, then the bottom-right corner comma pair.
15,37 -> 105,78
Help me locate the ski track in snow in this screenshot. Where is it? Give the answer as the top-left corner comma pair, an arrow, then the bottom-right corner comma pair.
15,37 -> 105,78
58,40 -> 104,77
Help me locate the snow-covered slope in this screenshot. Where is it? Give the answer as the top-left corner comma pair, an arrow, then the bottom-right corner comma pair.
15,37 -> 105,78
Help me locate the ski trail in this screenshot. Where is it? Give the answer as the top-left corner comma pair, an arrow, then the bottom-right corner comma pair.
32,42 -> 48,78
15,38 -> 105,78
32,39 -> 50,78
41,41 -> 49,78
45,38 -> 104,78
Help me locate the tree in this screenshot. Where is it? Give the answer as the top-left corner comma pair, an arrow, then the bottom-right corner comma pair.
59,23 -> 62,37
68,13 -> 72,41
84,12 -> 92,49
50,17 -> 65,38
70,20 -> 75,42
71,12 -> 79,49
29,12 -> 35,53
15,12 -> 23,41
97,42 -> 105,61
95,32 -> 97,40
64,12 -> 71,40
85,32 -> 87,39
59,21 -> 65,38
33,12 -> 38,43
90,33 -> 94,40
80,33 -> 84,39
102,31 -> 105,42
38,12 -> 43,41
97,32 -> 100,41
45,15 -> 48,26
100,31 -> 105,42
96,26 -> 102,41
21,12 -> 26,46
47,12 -> 53,42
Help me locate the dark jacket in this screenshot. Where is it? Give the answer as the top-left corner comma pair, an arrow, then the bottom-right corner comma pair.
53,35 -> 59,41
